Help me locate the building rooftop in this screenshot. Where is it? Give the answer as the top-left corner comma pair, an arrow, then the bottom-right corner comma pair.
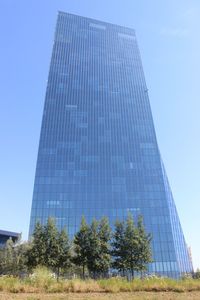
0,229 -> 20,238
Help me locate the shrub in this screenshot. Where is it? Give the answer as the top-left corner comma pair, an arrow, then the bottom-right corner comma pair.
28,266 -> 56,289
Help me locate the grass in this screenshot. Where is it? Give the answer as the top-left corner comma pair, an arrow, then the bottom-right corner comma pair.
98,277 -> 200,293
0,267 -> 200,297
0,276 -> 200,294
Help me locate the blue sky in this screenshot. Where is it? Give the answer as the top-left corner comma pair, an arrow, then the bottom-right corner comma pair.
0,0 -> 199,269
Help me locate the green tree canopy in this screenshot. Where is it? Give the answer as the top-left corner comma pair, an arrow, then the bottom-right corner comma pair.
87,219 -> 101,278
135,215 -> 152,273
26,221 -> 46,269
124,213 -> 139,277
111,219 -> 126,274
97,217 -> 111,276
55,228 -> 71,279
44,218 -> 59,269
0,237 -> 28,276
112,214 -> 152,278
26,218 -> 71,279
73,216 -> 90,278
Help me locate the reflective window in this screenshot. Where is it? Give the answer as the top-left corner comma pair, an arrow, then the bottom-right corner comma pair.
29,12 -> 193,278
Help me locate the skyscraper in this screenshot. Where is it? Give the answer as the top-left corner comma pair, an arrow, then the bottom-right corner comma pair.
29,12 -> 193,277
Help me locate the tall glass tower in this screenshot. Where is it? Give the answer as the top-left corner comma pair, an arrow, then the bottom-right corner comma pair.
29,12 -> 193,277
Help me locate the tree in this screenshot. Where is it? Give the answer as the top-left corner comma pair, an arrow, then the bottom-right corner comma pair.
112,214 -> 152,279
135,215 -> 152,274
98,217 -> 111,277
0,238 -> 15,275
123,213 -> 139,278
0,237 -> 29,276
87,219 -> 101,278
73,216 -> 90,278
26,218 -> 72,279
56,228 -> 71,280
14,240 -> 30,275
83,217 -> 112,278
26,221 -> 46,269
111,219 -> 126,275
193,268 -> 200,279
43,218 -> 59,269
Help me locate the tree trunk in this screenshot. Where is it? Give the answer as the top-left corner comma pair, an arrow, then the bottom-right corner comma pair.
140,271 -> 143,279
131,268 -> 134,280
57,267 -> 60,282
122,268 -> 125,277
83,265 -> 85,279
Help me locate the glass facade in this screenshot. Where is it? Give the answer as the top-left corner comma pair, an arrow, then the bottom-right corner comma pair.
29,12 -> 193,277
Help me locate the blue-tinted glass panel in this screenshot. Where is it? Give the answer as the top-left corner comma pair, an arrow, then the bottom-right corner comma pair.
29,12 -> 193,278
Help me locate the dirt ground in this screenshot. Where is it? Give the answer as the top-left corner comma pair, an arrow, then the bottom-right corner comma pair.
0,292 -> 200,300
